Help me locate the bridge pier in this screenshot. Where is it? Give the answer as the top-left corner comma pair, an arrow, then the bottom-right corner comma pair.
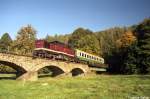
62,72 -> 72,77
17,71 -> 38,81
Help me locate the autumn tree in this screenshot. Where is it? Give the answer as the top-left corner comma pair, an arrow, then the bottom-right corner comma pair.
108,30 -> 137,74
96,27 -> 127,57
116,31 -> 136,49
96,27 -> 137,74
11,25 -> 37,55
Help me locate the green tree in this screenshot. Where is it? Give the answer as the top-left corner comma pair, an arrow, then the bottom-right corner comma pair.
12,25 -> 37,55
68,28 -> 92,48
45,34 -> 70,44
136,18 -> 150,74
122,42 -> 139,74
45,34 -> 55,42
0,33 -> 12,52
0,33 -> 15,73
68,28 -> 100,55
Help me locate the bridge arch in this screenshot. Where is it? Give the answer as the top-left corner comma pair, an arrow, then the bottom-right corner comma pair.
0,61 -> 27,78
37,65 -> 65,77
71,68 -> 85,76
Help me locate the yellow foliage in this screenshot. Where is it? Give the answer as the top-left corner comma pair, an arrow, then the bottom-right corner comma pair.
116,31 -> 136,48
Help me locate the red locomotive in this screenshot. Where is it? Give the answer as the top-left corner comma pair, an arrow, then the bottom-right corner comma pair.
33,40 -> 75,61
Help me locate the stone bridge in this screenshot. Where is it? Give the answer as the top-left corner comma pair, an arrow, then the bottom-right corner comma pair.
0,53 -> 90,81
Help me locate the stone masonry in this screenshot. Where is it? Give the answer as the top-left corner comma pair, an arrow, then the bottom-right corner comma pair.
0,53 -> 90,81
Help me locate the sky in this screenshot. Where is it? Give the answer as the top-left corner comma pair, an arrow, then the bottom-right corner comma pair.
0,0 -> 150,39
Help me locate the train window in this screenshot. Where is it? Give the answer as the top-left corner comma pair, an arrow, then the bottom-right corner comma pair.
87,55 -> 89,58
85,54 -> 87,58
100,59 -> 103,62
80,52 -> 82,56
82,53 -> 84,57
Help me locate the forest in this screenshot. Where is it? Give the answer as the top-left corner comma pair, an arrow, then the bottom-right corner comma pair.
0,18 -> 150,74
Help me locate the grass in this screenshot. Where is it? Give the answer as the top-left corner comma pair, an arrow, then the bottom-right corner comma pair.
0,75 -> 150,99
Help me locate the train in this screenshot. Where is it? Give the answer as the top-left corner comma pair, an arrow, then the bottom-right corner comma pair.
33,40 -> 105,68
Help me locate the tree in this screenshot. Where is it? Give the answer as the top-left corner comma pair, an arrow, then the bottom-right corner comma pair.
96,27 -> 127,57
45,34 -> 55,42
11,25 -> 37,55
68,28 -> 100,55
0,33 -> 12,52
0,33 -> 15,73
68,28 -> 92,48
122,42 -> 139,74
116,31 -> 136,49
108,30 -> 137,74
136,18 -> 150,74
121,18 -> 150,74
96,27 -> 138,74
45,34 -> 70,44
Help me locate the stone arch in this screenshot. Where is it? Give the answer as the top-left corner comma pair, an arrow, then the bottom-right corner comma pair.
71,68 -> 85,76
37,65 -> 65,77
0,61 -> 27,78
